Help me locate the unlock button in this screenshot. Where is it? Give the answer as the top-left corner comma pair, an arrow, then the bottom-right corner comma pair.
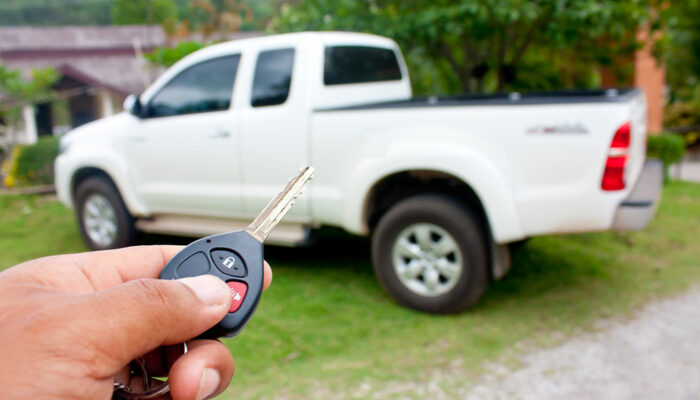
211,249 -> 247,277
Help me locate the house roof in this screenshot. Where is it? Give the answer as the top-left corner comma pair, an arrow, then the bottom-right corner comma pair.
0,26 -> 166,96
0,26 -> 263,98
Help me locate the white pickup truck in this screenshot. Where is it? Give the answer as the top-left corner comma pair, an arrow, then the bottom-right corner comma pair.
55,32 -> 662,313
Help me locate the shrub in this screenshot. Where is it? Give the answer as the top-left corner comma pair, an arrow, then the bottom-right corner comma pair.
3,136 -> 59,187
647,133 -> 686,181
144,41 -> 205,67
664,101 -> 700,147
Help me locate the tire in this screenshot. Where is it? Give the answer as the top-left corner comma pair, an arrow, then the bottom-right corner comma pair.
372,194 -> 489,313
75,176 -> 136,250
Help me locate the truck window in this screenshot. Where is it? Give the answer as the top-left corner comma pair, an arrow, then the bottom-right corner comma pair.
324,46 -> 402,85
145,55 -> 240,118
251,48 -> 295,107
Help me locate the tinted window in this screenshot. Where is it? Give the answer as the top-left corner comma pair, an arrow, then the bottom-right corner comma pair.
146,55 -> 240,117
324,46 -> 402,85
251,48 -> 295,107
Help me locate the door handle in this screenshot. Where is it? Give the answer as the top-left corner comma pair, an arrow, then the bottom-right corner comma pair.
208,128 -> 230,139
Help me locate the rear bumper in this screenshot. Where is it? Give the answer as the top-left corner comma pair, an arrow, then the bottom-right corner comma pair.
612,159 -> 663,231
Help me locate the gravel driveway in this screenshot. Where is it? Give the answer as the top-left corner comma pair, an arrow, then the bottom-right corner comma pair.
465,287 -> 700,400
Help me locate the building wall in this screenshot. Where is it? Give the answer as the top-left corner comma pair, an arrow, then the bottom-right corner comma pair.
634,28 -> 666,134
600,27 -> 666,135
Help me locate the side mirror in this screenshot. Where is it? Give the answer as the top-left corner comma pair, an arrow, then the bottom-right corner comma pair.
123,94 -> 143,117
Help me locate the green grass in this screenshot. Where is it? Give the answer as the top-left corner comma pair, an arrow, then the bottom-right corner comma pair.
1,183 -> 699,398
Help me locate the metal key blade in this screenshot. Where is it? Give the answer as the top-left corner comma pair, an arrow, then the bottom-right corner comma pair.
245,166 -> 314,242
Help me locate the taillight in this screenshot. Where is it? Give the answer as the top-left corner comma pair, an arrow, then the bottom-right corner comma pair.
601,122 -> 630,191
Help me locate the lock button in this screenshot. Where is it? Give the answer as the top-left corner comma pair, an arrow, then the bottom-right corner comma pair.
210,249 -> 247,277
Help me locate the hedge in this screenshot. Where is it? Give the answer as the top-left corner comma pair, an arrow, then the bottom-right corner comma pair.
647,133 -> 686,181
2,136 -> 59,187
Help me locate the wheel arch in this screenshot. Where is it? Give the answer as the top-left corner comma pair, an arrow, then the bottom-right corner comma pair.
353,162 -> 524,243
360,168 -> 519,280
71,167 -> 118,201
364,170 -> 489,234
69,165 -> 147,217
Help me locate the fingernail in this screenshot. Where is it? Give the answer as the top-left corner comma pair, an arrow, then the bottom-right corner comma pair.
196,368 -> 221,400
178,275 -> 229,307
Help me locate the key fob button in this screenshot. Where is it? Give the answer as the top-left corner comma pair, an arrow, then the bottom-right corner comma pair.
176,252 -> 211,278
226,281 -> 248,313
211,249 -> 247,277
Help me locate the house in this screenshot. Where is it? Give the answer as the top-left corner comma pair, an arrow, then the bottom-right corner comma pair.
0,25 -> 166,144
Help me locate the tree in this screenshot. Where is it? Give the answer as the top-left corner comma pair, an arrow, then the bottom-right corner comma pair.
663,0 -> 700,102
149,0 -> 253,67
0,0 -> 111,26
271,0 -> 661,94
0,65 -> 59,152
164,0 -> 253,42
112,0 -> 177,25
144,41 -> 206,67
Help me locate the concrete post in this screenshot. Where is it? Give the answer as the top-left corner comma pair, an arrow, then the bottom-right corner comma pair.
98,89 -> 115,118
21,105 -> 38,145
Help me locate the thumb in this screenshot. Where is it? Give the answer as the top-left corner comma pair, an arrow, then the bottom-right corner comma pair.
80,275 -> 231,373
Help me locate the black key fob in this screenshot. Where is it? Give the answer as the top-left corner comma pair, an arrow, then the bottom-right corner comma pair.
160,230 -> 263,338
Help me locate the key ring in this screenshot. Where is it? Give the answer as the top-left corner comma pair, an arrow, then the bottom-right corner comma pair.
113,342 -> 189,399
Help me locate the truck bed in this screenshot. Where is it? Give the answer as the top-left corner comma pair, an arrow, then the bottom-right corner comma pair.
310,86 -> 647,241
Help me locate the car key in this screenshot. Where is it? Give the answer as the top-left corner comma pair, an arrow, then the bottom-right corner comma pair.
159,166 -> 314,338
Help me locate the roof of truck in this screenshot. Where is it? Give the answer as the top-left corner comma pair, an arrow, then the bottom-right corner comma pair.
190,31 -> 398,60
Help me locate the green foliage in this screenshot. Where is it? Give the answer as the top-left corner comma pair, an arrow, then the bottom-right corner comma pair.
663,0 -> 700,102
647,133 -> 686,181
144,41 -> 206,67
0,65 -> 59,149
272,0 -> 659,95
664,90 -> 700,147
5,136 -> 60,187
112,0 -> 177,25
0,66 -> 59,105
0,0 -> 111,26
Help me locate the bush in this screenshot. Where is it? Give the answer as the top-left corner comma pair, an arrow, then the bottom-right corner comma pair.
3,136 -> 59,187
647,133 -> 686,181
664,101 -> 700,147
144,41 -> 205,67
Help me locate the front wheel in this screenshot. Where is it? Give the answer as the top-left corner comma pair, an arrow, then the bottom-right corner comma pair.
372,194 -> 489,313
75,177 -> 135,250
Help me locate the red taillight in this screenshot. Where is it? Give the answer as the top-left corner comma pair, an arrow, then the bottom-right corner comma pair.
610,122 -> 630,148
601,122 -> 630,191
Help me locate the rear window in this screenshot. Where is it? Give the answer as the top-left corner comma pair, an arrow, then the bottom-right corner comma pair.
324,46 -> 402,86
251,48 -> 295,107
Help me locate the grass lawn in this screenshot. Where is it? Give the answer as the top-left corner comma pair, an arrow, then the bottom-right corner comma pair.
1,182 -> 699,398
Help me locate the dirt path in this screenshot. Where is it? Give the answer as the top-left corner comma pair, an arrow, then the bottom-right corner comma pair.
464,287 -> 700,400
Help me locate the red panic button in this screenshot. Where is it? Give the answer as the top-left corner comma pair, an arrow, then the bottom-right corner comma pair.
226,281 -> 248,313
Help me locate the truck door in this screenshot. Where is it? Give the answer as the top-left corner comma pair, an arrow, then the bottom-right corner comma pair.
127,54 -> 244,217
238,46 -> 312,221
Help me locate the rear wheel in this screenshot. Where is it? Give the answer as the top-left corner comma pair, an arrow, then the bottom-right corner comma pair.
372,194 -> 489,313
75,177 -> 135,250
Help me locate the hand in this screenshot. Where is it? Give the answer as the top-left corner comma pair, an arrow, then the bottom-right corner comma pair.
0,245 -> 272,400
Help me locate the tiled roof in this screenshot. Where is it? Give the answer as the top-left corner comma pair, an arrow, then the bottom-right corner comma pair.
0,26 -> 262,97
0,25 -> 167,96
